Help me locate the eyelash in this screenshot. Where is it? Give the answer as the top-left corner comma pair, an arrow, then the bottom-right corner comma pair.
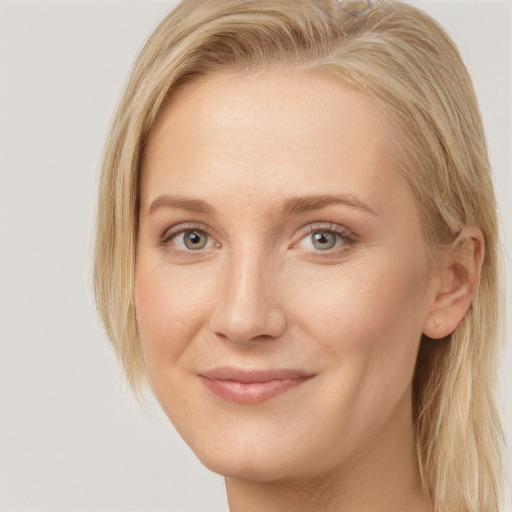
295,222 -> 357,255
159,222 -> 357,256
160,223 -> 218,254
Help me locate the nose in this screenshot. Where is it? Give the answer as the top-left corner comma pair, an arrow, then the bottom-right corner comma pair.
208,249 -> 287,344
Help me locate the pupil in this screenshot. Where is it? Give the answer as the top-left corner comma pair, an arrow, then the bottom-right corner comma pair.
185,231 -> 206,249
313,232 -> 336,249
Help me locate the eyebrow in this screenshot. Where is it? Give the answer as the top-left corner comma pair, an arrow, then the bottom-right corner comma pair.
147,193 -> 379,217
281,194 -> 379,217
148,194 -> 215,215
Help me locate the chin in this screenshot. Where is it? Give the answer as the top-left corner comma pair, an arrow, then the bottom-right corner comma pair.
178,420 -> 311,482
195,448 -> 296,482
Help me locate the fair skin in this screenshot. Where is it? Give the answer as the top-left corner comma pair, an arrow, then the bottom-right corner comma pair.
135,70 -> 482,512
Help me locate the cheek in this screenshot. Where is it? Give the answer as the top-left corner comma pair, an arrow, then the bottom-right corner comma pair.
288,253 -> 427,387
134,262 -> 211,372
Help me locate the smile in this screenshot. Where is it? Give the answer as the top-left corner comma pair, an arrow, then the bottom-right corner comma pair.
198,368 -> 315,405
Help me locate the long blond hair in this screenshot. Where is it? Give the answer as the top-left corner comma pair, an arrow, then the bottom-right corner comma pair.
94,1 -> 504,509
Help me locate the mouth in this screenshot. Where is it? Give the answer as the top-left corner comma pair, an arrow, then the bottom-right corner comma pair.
198,368 -> 315,405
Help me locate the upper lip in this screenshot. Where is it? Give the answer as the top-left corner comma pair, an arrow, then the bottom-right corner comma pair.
199,367 -> 315,383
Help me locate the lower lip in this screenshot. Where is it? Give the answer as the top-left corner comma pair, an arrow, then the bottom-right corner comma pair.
199,376 -> 310,405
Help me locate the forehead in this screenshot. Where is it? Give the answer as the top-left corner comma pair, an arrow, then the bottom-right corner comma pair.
140,70 -> 408,217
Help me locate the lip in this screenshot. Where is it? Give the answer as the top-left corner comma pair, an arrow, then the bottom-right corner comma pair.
198,367 -> 315,405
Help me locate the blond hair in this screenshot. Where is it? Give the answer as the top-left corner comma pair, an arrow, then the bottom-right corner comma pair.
94,1 -> 504,509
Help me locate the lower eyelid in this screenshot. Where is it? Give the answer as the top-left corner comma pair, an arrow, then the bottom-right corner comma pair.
159,226 -> 221,254
300,235 -> 348,251
159,223 -> 355,253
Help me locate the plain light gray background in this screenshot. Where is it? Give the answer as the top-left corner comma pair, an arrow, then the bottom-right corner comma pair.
0,1 -> 510,511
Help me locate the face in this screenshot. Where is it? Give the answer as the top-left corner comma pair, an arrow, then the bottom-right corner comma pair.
136,71 -> 434,481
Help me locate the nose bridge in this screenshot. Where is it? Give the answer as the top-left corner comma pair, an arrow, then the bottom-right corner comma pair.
209,244 -> 286,343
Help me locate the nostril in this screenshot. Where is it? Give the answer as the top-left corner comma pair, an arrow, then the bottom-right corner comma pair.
209,306 -> 286,345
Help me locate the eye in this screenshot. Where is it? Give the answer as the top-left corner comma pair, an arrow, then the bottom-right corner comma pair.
160,224 -> 218,253
179,230 -> 209,250
296,224 -> 355,253
310,231 -> 339,250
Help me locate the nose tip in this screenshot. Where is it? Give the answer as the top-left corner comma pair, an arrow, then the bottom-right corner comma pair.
210,305 -> 287,344
208,260 -> 287,344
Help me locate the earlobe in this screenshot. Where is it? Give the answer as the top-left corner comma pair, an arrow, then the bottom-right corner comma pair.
422,227 -> 485,340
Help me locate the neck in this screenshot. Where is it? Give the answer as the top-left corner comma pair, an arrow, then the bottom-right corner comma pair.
225,394 -> 431,512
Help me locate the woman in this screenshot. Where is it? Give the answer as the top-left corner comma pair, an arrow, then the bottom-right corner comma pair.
94,0 -> 504,510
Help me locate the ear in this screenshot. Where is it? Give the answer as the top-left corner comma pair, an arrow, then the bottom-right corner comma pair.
422,227 -> 485,339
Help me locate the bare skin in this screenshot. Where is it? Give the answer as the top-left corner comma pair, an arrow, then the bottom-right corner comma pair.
226,392 -> 427,512
136,70 -> 482,512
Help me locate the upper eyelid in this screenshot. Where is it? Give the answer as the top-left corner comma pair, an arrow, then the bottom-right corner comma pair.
158,221 -> 356,249
159,226 -> 219,256
159,224 -> 220,253
289,222 -> 357,252
161,222 -> 213,241
297,222 -> 356,239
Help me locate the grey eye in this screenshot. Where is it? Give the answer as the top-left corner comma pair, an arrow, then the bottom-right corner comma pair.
311,231 -> 338,250
182,230 -> 209,250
